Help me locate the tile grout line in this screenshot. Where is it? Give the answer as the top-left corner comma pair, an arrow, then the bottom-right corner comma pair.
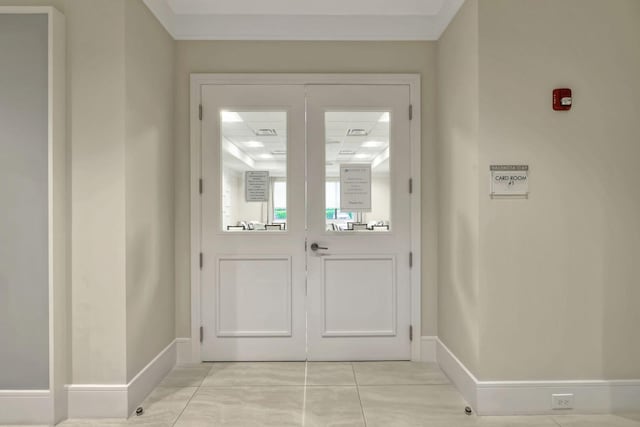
170,386 -> 198,427
302,361 -> 308,427
550,416 -> 564,427
352,363 -> 369,427
356,383 -> 450,387
169,369 -> 210,427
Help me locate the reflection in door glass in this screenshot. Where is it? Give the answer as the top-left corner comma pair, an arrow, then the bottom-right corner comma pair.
325,112 -> 390,232
221,111 -> 287,232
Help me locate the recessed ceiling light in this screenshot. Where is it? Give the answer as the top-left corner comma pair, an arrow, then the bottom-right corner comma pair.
257,153 -> 273,160
245,140 -> 264,148
255,128 -> 277,136
354,153 -> 370,159
361,140 -> 384,148
271,150 -> 286,155
339,150 -> 356,155
378,112 -> 390,122
346,129 -> 368,137
221,111 -> 243,122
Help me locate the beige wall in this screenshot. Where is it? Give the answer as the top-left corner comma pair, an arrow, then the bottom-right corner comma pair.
124,0 -> 176,382
436,0 -> 480,374
476,0 -> 640,381
66,0 -> 128,384
438,0 -> 640,381
174,41 -> 439,338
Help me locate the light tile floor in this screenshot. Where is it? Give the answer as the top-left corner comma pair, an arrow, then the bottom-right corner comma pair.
40,362 -> 639,426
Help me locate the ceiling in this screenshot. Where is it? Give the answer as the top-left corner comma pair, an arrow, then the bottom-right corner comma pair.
143,0 -> 465,40
222,111 -> 390,177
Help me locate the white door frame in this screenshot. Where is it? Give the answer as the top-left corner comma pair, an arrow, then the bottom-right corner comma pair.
189,73 -> 422,362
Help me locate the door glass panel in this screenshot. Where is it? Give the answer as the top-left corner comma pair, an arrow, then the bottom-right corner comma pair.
325,111 -> 390,232
221,111 -> 287,232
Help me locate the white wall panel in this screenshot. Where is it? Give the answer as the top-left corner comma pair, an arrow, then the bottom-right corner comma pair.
0,13 -> 49,390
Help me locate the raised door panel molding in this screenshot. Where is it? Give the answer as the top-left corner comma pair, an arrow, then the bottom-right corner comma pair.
216,256 -> 292,337
321,256 -> 396,337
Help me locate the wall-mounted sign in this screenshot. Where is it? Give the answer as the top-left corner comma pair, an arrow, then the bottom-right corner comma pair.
245,171 -> 269,202
340,164 -> 371,211
490,165 -> 529,197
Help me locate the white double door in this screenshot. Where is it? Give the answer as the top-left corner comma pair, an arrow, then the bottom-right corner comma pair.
200,83 -> 413,361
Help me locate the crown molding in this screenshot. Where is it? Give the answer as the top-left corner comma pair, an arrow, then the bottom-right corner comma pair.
143,0 -> 464,41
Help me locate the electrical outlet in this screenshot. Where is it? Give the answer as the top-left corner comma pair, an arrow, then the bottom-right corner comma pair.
552,394 -> 574,410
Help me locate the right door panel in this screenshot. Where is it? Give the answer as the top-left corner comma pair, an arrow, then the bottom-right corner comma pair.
306,85 -> 413,361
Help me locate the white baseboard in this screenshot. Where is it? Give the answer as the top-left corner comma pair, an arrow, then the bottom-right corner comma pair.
67,339 -> 177,419
435,338 -> 640,416
611,381 -> 640,413
436,339 -> 477,410
176,337 -> 193,365
420,336 -> 437,363
0,390 -> 52,424
67,385 -> 128,418
127,338 -> 177,415
476,380 -> 612,415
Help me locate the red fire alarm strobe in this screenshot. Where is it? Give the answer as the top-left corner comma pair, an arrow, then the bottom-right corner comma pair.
553,88 -> 572,111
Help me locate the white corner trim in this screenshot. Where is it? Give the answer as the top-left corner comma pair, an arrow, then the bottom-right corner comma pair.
67,339 -> 176,419
176,338 -> 193,364
0,390 -> 52,425
420,336 -> 437,363
435,338 -> 640,416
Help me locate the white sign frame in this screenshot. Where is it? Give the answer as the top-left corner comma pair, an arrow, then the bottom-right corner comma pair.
490,165 -> 529,197
340,163 -> 372,211
245,171 -> 269,202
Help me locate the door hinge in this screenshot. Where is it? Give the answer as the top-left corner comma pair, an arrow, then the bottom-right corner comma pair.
199,104 -> 203,121
409,104 -> 413,120
409,178 -> 413,194
409,251 -> 413,268
199,326 -> 204,343
199,252 -> 203,269
409,325 -> 413,341
199,178 -> 203,194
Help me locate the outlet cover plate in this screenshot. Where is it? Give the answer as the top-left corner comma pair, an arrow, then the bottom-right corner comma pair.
552,393 -> 574,410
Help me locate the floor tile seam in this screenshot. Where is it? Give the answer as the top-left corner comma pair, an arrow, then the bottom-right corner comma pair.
152,386 -> 201,391
356,382 -> 452,387
352,364 -> 368,427
198,384 -> 357,388
306,383 -> 358,387
194,385 -> 363,391
548,415 -> 564,427
170,384 -> 200,427
199,384 -> 306,388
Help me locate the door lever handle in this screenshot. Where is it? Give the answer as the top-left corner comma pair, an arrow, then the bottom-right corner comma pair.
310,243 -> 328,251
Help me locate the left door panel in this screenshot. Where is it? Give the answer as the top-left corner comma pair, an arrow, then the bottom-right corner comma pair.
200,85 -> 307,361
